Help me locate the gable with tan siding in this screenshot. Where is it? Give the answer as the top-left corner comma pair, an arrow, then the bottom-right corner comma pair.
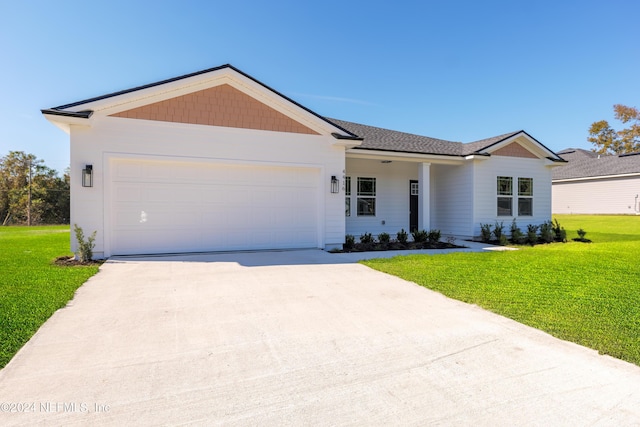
110,84 -> 319,135
492,141 -> 538,158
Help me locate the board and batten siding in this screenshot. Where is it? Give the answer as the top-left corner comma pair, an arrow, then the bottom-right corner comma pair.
471,156 -> 553,238
431,164 -> 474,237
70,116 -> 345,257
553,176 -> 640,214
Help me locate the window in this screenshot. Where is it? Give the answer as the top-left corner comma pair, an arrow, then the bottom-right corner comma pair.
345,176 -> 351,217
357,177 -> 376,216
518,177 -> 533,216
410,182 -> 419,196
497,176 -> 513,216
497,176 -> 533,216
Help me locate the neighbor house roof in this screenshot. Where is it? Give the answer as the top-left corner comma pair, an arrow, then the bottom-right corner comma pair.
553,149 -> 640,180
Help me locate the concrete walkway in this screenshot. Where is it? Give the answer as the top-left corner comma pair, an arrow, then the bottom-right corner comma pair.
1,248 -> 639,425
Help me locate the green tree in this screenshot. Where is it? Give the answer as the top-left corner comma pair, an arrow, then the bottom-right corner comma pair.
0,151 -> 69,225
588,104 -> 640,155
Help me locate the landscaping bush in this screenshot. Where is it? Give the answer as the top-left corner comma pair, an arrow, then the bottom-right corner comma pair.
526,224 -> 539,246
397,229 -> 408,244
539,221 -> 554,244
573,228 -> 592,243
552,218 -> 567,243
480,223 -> 492,243
493,221 -> 505,243
73,224 -> 96,262
412,229 -> 428,243
427,229 -> 441,244
344,234 -> 355,250
360,232 -> 375,244
510,219 -> 524,244
378,232 -> 390,244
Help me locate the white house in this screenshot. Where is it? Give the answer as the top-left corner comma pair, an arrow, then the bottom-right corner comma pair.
552,148 -> 640,214
42,64 -> 565,258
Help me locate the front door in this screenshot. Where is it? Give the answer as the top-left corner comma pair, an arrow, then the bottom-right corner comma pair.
409,180 -> 419,232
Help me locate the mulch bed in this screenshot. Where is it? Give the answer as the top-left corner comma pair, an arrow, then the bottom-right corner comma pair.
335,241 -> 464,253
53,256 -> 104,266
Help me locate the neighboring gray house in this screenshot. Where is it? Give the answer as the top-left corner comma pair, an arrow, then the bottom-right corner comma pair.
552,148 -> 640,214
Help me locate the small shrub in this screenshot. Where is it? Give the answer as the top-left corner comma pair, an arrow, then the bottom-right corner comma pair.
427,229 -> 441,244
493,221 -> 504,242
573,228 -> 592,243
510,219 -> 524,244
526,224 -> 539,246
378,232 -> 390,244
498,234 -> 509,246
360,232 -> 375,245
412,229 -> 428,243
73,224 -> 96,262
539,221 -> 554,243
552,218 -> 567,243
480,223 -> 492,243
577,228 -> 587,239
397,229 -> 408,244
344,234 -> 355,250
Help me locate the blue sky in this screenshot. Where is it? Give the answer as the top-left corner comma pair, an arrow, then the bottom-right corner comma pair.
1,0 -> 638,175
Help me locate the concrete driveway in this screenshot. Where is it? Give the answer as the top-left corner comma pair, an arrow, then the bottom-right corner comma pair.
1,249 -> 639,426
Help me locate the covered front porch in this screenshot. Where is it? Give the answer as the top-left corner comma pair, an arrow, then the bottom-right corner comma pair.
344,153 -> 469,240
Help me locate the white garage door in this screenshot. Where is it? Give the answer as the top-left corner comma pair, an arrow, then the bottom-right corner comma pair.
109,158 -> 320,255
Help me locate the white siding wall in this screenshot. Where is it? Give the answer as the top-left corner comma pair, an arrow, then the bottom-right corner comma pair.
345,158 -> 417,239
472,156 -> 553,238
70,116 -> 345,257
431,164 -> 474,237
553,177 -> 640,214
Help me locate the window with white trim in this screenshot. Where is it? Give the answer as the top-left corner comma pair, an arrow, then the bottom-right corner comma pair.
518,177 -> 533,216
357,177 -> 376,216
497,176 -> 513,216
497,176 -> 533,216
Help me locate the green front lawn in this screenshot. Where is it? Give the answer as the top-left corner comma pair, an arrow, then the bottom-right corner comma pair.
0,226 -> 100,368
363,215 -> 640,366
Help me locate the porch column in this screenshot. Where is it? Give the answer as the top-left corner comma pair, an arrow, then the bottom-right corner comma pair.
418,162 -> 431,231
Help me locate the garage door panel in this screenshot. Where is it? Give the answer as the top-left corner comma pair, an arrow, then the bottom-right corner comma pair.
110,159 -> 320,255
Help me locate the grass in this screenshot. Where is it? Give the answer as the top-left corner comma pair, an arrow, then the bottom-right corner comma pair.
362,215 -> 640,366
0,225 -> 100,368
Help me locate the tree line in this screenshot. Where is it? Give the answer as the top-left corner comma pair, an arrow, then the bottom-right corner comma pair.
0,151 -> 70,225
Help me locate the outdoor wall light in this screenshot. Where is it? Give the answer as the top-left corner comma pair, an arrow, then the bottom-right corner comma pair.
331,175 -> 339,193
82,165 -> 93,187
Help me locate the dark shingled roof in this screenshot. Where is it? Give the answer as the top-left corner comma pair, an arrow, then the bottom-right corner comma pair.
329,118 -> 524,157
552,149 -> 640,180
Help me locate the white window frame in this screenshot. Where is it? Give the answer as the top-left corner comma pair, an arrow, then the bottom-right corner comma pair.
518,177 -> 533,216
497,176 -> 513,216
356,177 -> 376,217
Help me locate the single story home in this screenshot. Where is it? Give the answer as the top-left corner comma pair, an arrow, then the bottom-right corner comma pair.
552,148 -> 640,214
42,64 -> 566,258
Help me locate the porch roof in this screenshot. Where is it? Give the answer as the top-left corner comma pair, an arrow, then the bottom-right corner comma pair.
330,118 -> 541,158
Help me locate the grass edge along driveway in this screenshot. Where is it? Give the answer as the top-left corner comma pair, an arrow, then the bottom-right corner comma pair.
0,226 -> 100,368
363,215 -> 640,367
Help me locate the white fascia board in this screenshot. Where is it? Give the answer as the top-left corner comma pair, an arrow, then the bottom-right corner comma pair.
464,154 -> 490,161
346,149 -> 465,165
77,70 -> 233,115
484,133 -> 559,160
553,172 -> 640,183
42,112 -> 92,133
